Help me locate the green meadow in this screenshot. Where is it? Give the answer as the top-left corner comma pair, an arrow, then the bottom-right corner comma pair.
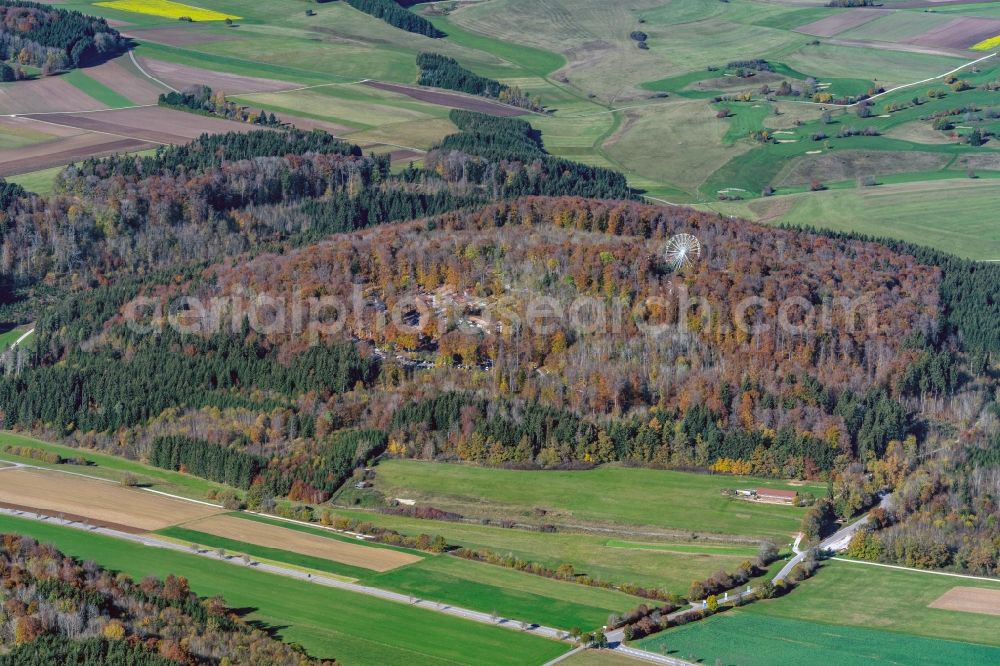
0,514 -> 569,665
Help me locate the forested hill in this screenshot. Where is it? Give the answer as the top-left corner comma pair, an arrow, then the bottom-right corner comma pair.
0,534 -> 326,665
0,0 -> 127,73
0,119 -> 633,308
0,107 -> 996,575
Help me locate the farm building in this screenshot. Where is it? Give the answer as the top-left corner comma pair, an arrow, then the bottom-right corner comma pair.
755,488 -> 797,504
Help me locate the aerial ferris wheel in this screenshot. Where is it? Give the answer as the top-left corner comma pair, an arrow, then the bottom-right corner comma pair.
664,233 -> 702,270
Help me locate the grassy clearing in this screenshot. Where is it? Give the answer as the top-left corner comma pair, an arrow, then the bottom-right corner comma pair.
637,610 -> 1000,665
749,560 -> 1000,647
0,326 -> 31,352
6,165 -> 65,195
374,460 -> 820,539
0,515 -> 568,665
361,555 -> 641,631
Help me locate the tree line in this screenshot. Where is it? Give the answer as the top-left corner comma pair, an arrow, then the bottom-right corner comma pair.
340,0 -> 444,38
0,534 -> 324,664
0,0 -> 127,72
416,53 -> 542,111
158,85 -> 285,128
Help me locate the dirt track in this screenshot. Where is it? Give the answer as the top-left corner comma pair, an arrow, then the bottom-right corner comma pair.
181,514 -> 422,572
362,81 -> 528,117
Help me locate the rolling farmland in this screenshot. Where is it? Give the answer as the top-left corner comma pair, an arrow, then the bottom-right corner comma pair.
0,514 -> 570,665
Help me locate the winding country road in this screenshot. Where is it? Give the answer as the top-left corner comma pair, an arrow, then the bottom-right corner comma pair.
775,494 -> 892,583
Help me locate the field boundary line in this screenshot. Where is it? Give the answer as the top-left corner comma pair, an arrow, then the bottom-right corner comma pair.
831,557 -> 1000,582
0,507 -> 576,648
7,105 -> 155,118
236,79 -> 373,97
15,115 -> 171,147
129,50 -> 178,93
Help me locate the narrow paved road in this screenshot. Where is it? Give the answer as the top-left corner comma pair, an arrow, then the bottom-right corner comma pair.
0,507 -> 574,647
775,494 -> 891,583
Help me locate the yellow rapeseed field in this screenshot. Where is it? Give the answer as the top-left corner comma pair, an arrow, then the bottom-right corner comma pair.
95,0 -> 240,21
971,34 -> 1000,51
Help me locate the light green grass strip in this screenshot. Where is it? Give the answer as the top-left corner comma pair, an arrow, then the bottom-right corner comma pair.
61,69 -> 135,107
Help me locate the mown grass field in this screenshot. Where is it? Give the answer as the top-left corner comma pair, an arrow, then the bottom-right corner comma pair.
361,555 -> 641,631
754,178 -> 1000,261
326,507 -> 762,594
161,524 -> 639,631
637,611 -> 1000,665
373,460 -> 822,539
748,560 -> 1000,647
0,514 -> 569,665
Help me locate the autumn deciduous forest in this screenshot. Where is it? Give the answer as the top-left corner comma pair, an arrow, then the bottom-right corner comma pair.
0,533 -> 326,665
0,115 -> 997,575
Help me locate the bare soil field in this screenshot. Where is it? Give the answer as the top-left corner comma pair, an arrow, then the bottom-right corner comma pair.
0,468 -> 220,531
907,17 -> 1000,49
83,58 -> 167,104
0,131 -> 152,177
138,57 -> 295,94
362,81 -> 528,117
24,106 -> 265,144
0,500 -> 147,534
929,586 -> 1000,616
180,514 -> 422,572
0,77 -> 104,115
774,150 -> 949,186
795,9 -> 891,38
125,26 -> 238,47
